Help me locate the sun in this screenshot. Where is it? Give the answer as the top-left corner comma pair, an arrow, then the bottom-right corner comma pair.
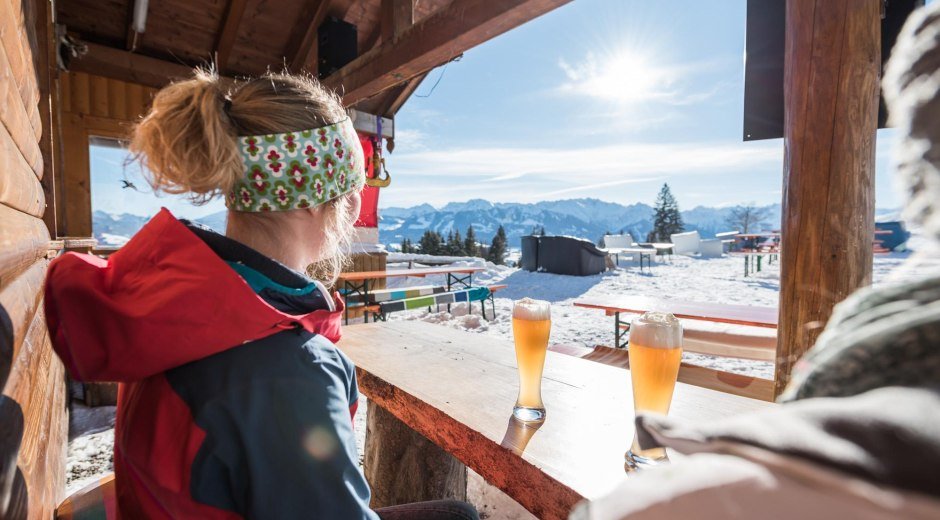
562,47 -> 673,105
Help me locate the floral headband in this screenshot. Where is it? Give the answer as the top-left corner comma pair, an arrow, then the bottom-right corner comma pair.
227,118 -> 365,212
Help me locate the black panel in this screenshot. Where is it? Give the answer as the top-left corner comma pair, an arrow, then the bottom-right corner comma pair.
743,0 -> 785,142
743,0 -> 925,141
318,17 -> 358,80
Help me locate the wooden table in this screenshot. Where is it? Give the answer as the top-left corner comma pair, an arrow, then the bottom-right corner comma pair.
574,295 -> 778,349
337,266 -> 486,323
607,248 -> 654,271
338,322 -> 772,520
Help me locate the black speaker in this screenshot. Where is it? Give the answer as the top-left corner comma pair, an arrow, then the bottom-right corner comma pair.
318,17 -> 357,79
743,0 -> 924,141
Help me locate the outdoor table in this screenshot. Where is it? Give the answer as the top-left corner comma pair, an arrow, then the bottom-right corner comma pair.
574,295 -> 778,349
730,250 -> 779,276
337,266 -> 485,323
637,242 -> 675,262
338,321 -> 772,520
607,248 -> 654,271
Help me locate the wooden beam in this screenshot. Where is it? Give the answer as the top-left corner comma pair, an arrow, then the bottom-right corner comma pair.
323,0 -> 571,105
33,0 -> 61,237
68,43 -> 232,90
382,71 -> 427,116
774,0 -> 880,397
287,0 -> 334,74
215,0 -> 249,72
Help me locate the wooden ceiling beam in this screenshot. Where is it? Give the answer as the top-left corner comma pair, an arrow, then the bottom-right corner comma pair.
69,43 -> 234,89
382,71 -> 427,116
381,0 -> 414,41
215,0 -> 249,72
287,0 -> 335,74
324,0 -> 571,105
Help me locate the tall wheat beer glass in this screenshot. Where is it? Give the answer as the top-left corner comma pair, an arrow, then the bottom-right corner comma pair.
512,298 -> 551,422
625,311 -> 682,470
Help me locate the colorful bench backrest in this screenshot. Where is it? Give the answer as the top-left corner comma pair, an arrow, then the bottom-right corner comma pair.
378,287 -> 491,313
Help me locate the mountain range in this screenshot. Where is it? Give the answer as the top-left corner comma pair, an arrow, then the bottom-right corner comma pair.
93,199 -> 901,249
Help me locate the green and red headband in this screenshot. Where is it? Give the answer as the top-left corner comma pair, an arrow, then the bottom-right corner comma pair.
227,118 -> 365,212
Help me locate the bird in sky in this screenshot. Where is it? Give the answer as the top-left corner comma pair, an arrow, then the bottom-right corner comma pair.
121,180 -> 138,190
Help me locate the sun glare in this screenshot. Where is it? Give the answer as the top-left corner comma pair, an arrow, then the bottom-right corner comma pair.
562,48 -> 673,105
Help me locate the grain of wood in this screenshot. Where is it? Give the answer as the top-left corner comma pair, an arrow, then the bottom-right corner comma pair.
0,260 -> 47,390
0,206 -> 49,291
0,0 -> 40,131
107,78 -> 127,120
60,72 -> 72,114
60,113 -> 92,237
0,39 -> 44,177
339,321 -> 772,519
0,123 -> 45,217
70,72 -> 91,115
776,0 -> 880,397
2,305 -> 68,519
90,75 -> 109,118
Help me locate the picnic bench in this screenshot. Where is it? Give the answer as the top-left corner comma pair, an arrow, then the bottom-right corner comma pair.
340,321 -> 773,519
337,266 -> 485,323
730,250 -> 779,276
608,248 -> 654,271
364,284 -> 507,321
574,295 -> 778,365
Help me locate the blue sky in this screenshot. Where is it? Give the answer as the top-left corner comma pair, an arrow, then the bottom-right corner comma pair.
92,0 -> 903,218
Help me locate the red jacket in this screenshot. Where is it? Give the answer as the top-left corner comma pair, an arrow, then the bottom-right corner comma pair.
46,209 -> 375,519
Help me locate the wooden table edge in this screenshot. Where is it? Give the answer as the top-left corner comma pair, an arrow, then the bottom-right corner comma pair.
357,368 -> 585,520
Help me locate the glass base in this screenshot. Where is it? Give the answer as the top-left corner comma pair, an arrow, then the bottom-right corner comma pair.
512,406 -> 546,422
624,449 -> 668,472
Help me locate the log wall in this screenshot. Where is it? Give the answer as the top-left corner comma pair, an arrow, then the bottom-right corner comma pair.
0,0 -> 69,518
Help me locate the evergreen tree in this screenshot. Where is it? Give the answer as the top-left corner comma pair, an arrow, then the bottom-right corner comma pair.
445,230 -> 465,256
650,183 -> 684,242
400,238 -> 413,253
418,230 -> 443,255
464,225 -> 478,257
487,225 -> 508,265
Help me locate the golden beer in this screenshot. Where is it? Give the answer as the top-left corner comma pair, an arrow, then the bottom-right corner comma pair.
625,312 -> 682,469
512,298 -> 551,422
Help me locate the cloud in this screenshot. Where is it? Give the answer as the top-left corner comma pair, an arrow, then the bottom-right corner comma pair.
390,140 -> 782,183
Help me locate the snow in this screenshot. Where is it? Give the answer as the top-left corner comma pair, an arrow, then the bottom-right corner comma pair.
98,233 -> 130,246
63,245 -> 936,518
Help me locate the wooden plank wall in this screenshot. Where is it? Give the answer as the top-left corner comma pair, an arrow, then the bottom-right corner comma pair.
57,71 -> 157,237
0,0 -> 69,518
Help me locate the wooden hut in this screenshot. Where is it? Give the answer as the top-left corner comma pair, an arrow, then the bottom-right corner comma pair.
0,0 -> 885,517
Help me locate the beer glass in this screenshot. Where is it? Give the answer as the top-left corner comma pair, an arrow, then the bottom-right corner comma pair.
625,311 -> 682,470
512,298 -> 551,422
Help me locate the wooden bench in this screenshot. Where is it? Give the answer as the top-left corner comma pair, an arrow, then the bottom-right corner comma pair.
607,247 -> 654,271
365,285 -> 507,321
343,284 -> 447,305
339,321 -> 773,519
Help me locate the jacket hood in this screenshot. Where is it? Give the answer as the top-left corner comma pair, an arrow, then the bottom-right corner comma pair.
45,208 -> 345,382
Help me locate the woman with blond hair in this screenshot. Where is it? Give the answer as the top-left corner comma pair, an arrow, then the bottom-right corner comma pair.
45,71 -> 477,520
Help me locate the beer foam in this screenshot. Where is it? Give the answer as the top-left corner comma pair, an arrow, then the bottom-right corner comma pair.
513,298 -> 551,321
629,311 -> 682,349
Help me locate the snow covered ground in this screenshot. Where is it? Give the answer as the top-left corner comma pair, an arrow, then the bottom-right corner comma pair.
65,248 -> 938,517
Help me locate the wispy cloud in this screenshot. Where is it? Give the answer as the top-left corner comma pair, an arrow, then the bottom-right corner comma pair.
390,140 -> 782,182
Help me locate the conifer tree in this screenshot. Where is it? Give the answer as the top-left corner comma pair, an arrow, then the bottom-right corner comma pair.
418,230 -> 443,255
400,238 -> 413,253
487,225 -> 508,265
464,226 -> 478,257
650,183 -> 684,242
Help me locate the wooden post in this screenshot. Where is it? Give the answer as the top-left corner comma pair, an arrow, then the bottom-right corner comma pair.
364,404 -> 467,508
775,0 -> 880,397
